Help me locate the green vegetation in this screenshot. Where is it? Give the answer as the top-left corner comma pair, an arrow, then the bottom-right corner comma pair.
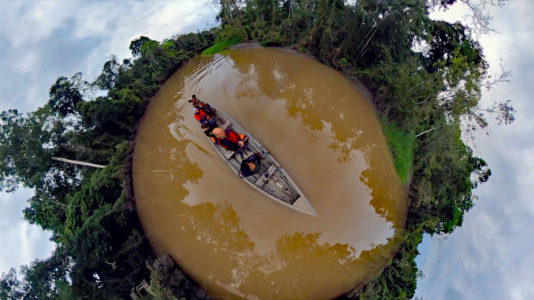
0,31 -> 215,298
201,37 -> 241,55
352,230 -> 422,299
380,119 -> 415,184
0,0 -> 514,299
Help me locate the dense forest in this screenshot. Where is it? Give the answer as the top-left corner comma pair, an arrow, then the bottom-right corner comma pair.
0,0 -> 514,299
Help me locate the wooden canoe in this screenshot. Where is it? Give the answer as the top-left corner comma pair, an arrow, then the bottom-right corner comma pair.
198,103 -> 317,217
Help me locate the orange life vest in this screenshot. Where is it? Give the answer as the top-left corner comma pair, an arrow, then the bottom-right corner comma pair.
194,109 -> 210,122
210,129 -> 246,151
225,130 -> 245,144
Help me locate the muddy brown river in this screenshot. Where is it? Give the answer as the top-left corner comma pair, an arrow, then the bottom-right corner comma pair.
132,47 -> 408,300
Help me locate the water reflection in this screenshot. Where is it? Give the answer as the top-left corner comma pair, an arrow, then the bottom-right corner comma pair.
133,47 -> 407,299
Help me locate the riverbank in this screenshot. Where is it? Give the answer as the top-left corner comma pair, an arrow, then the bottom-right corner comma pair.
121,39 -> 414,299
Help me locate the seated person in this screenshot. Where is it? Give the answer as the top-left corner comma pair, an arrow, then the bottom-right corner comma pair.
188,94 -> 201,106
210,127 -> 247,151
201,118 -> 218,137
189,95 -> 215,116
194,107 -> 211,123
240,153 -> 263,177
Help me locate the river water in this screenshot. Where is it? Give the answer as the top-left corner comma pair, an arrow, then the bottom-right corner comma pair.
132,47 -> 408,300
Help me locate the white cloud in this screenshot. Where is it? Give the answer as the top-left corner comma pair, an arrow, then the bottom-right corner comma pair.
1,1 -> 65,48
0,189 -> 55,274
0,0 -> 217,112
13,50 -> 39,73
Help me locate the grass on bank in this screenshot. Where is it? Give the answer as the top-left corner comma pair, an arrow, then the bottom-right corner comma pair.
202,37 -> 241,55
380,118 -> 415,184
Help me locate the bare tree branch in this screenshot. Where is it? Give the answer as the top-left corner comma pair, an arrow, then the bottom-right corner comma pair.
482,59 -> 512,90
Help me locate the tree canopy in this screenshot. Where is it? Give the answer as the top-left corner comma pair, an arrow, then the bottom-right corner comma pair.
0,30 -> 215,299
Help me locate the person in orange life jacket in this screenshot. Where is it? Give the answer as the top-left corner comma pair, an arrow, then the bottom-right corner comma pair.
193,107 -> 218,136
193,107 -> 209,122
210,127 -> 248,152
240,153 -> 264,177
189,95 -> 215,116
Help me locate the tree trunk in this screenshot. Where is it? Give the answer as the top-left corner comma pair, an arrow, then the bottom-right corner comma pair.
51,157 -> 106,168
415,124 -> 448,138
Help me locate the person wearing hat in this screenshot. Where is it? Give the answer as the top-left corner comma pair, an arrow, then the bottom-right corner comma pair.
240,153 -> 264,177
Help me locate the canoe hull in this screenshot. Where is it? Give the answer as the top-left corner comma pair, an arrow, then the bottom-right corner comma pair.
201,103 -> 317,217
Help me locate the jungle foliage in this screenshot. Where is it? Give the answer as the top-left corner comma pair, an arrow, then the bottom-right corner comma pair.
0,0 -> 513,299
0,30 -> 215,299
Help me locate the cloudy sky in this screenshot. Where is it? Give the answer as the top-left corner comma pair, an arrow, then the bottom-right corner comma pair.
1,0 -> 533,299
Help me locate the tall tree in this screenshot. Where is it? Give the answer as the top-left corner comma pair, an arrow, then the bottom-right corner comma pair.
129,36 -> 152,57
49,73 -> 87,118
20,249 -> 70,300
93,56 -> 120,90
0,108 -> 55,193
0,268 -> 25,300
